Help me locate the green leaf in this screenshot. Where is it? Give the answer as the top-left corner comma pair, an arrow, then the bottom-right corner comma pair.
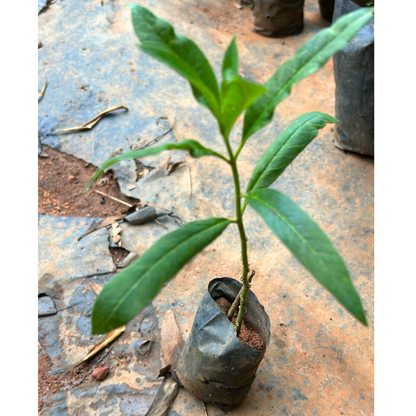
221,76 -> 266,138
242,7 -> 374,142
92,218 -> 232,334
84,140 -> 227,192
222,36 -> 238,83
129,5 -> 221,120
246,112 -> 337,192
219,36 -> 266,137
246,189 -> 367,325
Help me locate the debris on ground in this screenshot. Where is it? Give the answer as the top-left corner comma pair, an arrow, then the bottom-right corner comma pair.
75,326 -> 126,366
51,105 -> 128,135
92,366 -> 110,381
38,80 -> 47,101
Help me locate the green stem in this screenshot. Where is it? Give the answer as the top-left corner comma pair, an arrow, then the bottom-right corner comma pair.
223,135 -> 250,336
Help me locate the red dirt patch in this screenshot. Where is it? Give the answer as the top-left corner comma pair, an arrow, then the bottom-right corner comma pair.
38,145 -> 140,217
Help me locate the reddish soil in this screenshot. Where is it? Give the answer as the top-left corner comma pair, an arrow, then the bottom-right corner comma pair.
38,350 -> 113,413
216,297 -> 265,351
109,246 -> 130,266
38,353 -> 65,412
38,145 -> 140,218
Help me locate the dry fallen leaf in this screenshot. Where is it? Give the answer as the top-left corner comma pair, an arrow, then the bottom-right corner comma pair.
38,80 -> 47,100
110,222 -> 122,243
77,216 -> 121,241
167,160 -> 186,175
52,105 -> 128,134
76,325 -> 126,366
87,281 -> 102,296
159,156 -> 171,170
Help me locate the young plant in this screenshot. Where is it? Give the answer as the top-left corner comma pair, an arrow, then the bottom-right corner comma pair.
85,5 -> 374,335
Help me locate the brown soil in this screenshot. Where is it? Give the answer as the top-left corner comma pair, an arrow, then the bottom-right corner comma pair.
215,297 -> 265,351
38,145 -> 140,217
38,350 -> 112,413
38,353 -> 65,412
109,246 -> 130,266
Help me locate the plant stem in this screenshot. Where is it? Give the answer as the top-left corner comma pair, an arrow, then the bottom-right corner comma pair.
223,135 -> 250,336
227,270 -> 255,320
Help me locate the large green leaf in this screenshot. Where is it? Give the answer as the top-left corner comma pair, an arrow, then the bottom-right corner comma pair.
92,218 -> 232,334
84,139 -> 227,192
246,189 -> 367,325
219,37 -> 266,137
246,112 -> 337,192
129,5 -> 221,120
242,7 -> 374,142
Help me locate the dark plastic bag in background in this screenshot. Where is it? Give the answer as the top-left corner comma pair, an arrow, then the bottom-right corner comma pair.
319,0 -> 335,22
333,0 -> 374,156
176,277 -> 271,409
253,0 -> 305,37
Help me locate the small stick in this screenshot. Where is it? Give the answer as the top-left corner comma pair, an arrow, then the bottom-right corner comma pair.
71,270 -> 116,279
94,190 -> 133,207
186,162 -> 192,198
155,219 -> 168,230
138,119 -> 176,150
94,190 -> 171,213
227,270 -> 255,320
38,340 -> 48,356
94,345 -> 114,367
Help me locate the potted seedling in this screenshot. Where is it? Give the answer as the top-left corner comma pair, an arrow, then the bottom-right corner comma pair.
84,5 -> 373,409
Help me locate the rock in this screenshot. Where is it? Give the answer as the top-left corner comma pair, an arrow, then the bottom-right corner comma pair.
92,366 -> 110,381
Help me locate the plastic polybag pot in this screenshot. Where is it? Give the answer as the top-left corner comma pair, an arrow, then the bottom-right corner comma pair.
176,277 -> 271,409
253,0 -> 305,38
333,0 -> 374,156
319,0 -> 335,22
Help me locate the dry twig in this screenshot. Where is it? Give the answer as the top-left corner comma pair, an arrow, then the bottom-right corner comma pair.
52,105 -> 128,134
186,162 -> 192,198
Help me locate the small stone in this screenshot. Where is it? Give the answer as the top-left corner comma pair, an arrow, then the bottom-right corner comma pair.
92,366 -> 110,381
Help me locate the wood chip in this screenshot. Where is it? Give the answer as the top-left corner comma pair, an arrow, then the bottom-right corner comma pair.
144,375 -> 180,416
161,310 -> 184,371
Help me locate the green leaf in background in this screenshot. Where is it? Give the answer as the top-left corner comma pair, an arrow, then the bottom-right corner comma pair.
92,218 -> 232,334
242,7 -> 374,142
84,139 -> 227,192
246,188 -> 367,325
129,4 -> 221,120
246,112 -> 337,192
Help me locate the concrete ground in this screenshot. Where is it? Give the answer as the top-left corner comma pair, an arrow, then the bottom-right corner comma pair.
38,0 -> 374,415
